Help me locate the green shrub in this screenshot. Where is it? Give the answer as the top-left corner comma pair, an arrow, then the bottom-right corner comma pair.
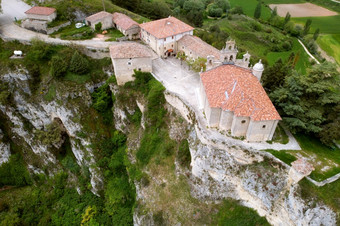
95,22 -> 102,32
50,55 -> 68,78
178,139 -> 191,168
70,51 -> 89,75
0,154 -> 32,187
0,82 -> 11,105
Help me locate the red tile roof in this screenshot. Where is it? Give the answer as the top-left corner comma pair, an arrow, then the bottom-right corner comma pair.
201,65 -> 281,121
139,16 -> 194,39
113,12 -> 139,30
86,11 -> 113,23
109,42 -> 152,59
178,35 -> 222,60
25,6 -> 56,16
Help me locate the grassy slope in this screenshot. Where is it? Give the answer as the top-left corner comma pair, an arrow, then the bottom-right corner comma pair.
229,0 -> 272,20
206,16 -> 310,73
317,34 -> 340,65
267,38 -> 311,74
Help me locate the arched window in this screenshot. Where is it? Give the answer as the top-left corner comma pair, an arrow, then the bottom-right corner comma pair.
229,55 -> 233,61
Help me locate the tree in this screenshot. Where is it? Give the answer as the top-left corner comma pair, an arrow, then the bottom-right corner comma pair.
0,82 -> 10,105
208,4 -> 223,17
95,22 -> 102,32
176,51 -> 186,65
215,0 -> 231,12
313,28 -> 320,41
284,12 -> 291,24
269,62 -> 340,145
183,0 -> 205,27
191,57 -> 207,72
261,58 -> 292,92
70,51 -> 89,75
303,19 -> 312,35
271,6 -> 277,19
50,55 -> 68,78
254,2 -> 262,19
230,6 -> 243,15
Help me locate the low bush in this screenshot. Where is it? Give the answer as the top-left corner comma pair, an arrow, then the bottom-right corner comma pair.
0,154 -> 32,187
70,51 -> 89,75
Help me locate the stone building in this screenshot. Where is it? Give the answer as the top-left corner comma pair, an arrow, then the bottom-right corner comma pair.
177,35 -> 222,68
200,63 -> 281,142
24,6 -> 57,22
109,43 -> 153,85
140,16 -> 194,58
113,13 -> 140,40
85,11 -> 113,30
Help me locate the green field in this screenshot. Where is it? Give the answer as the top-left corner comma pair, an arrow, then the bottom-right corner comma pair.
292,15 -> 340,34
267,38 -> 311,74
229,0 -> 272,20
317,34 -> 340,65
262,0 -> 305,3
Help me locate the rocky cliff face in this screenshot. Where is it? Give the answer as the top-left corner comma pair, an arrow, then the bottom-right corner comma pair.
132,92 -> 337,226
0,70 -> 103,194
0,68 -> 337,225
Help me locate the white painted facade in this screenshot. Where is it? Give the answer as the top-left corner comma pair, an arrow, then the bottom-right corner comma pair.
140,29 -> 193,57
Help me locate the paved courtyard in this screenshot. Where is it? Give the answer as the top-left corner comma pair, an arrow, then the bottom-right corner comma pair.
152,57 -> 301,151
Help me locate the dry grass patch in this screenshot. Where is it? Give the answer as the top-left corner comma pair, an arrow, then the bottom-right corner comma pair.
269,3 -> 337,17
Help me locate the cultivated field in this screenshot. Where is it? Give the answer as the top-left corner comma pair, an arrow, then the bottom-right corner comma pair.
269,3 -> 338,17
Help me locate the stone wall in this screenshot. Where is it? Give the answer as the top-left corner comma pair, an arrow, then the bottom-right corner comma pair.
112,57 -> 152,85
26,12 -> 57,22
88,16 -> 113,30
246,120 -> 278,142
22,19 -> 70,34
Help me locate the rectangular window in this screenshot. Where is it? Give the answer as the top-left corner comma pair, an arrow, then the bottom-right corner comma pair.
172,36 -> 174,39
164,38 -> 166,41
262,125 -> 266,129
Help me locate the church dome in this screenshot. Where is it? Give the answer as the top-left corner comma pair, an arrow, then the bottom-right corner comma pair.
253,59 -> 264,71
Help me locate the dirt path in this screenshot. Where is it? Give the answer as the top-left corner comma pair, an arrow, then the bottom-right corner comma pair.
269,3 -> 338,17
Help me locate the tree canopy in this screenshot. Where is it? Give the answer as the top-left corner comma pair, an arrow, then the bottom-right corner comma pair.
269,62 -> 340,145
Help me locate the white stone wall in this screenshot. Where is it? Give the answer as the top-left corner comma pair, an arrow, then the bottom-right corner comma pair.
112,57 -> 152,85
231,115 -> 250,137
26,12 -> 57,22
246,120 -> 278,142
87,16 -> 113,30
219,110 -> 233,131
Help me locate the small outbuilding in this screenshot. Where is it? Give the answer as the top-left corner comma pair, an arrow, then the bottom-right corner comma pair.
24,6 -> 57,22
112,12 -> 140,40
85,11 -> 114,30
109,43 -> 153,85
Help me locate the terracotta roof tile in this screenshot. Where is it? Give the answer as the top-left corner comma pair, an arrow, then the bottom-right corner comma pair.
86,11 -> 113,23
139,16 -> 194,39
201,65 -> 281,121
177,35 -> 222,60
109,42 -> 152,59
113,12 -> 139,30
25,6 -> 56,16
